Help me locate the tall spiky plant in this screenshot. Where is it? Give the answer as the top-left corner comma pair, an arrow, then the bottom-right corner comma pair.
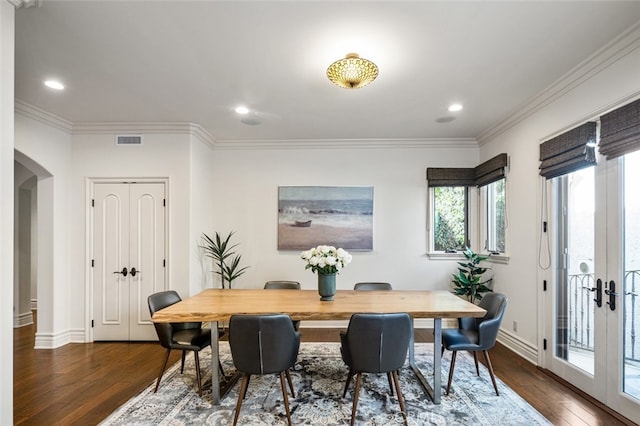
202,231 -> 249,289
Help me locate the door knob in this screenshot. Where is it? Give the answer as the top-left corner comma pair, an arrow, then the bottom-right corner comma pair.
113,267 -> 128,277
591,279 -> 603,308
130,267 -> 140,277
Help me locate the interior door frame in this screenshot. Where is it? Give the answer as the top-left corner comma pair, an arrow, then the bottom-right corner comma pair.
85,177 -> 170,342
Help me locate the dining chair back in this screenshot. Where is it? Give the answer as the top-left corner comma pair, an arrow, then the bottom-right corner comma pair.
353,282 -> 392,291
229,314 -> 301,426
263,281 -> 302,330
340,312 -> 411,425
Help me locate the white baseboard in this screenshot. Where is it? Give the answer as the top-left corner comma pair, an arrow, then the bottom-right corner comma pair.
31,299 -> 37,310
70,328 -> 87,343
13,311 -> 34,328
34,329 -> 72,349
496,328 -> 538,365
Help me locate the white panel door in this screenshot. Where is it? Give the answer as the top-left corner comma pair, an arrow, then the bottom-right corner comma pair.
92,182 -> 166,341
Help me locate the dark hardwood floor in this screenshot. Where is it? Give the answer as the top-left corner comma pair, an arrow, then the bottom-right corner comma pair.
13,317 -> 635,425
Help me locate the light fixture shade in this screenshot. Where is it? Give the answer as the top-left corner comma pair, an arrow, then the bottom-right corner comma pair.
326,53 -> 378,89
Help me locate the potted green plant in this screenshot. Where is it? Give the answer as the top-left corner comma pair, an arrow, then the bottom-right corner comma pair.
202,231 -> 249,288
451,247 -> 493,303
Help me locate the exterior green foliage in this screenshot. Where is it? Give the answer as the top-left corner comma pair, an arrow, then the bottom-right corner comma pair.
202,231 -> 249,289
451,247 -> 493,303
434,186 -> 466,251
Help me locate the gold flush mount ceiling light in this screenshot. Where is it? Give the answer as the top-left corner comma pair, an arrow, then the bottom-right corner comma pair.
326,53 -> 378,89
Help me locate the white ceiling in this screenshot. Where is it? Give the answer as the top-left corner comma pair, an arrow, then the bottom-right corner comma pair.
14,1 -> 640,144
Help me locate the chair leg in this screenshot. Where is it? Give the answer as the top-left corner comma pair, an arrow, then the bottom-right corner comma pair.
350,372 -> 362,426
193,351 -> 202,395
180,350 -> 186,373
219,360 -> 225,378
472,351 -> 480,376
279,371 -> 293,426
154,348 -> 172,393
387,372 -> 394,396
392,370 -> 407,425
342,368 -> 354,398
285,369 -> 295,397
446,351 -> 457,395
482,350 -> 500,396
233,373 -> 250,426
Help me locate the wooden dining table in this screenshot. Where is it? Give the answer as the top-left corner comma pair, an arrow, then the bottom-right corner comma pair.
152,288 -> 486,405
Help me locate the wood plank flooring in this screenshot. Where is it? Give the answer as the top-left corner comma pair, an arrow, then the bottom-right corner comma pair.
13,319 -> 635,425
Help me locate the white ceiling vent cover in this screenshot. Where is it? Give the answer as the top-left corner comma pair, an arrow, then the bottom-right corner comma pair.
116,135 -> 143,145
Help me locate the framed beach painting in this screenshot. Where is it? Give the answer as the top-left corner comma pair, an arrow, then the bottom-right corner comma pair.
277,186 -> 373,251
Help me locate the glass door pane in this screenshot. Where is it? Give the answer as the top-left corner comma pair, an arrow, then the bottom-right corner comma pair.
623,150 -> 640,400
556,167 -> 596,374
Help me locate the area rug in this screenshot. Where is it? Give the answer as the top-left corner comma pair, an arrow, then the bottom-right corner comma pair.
101,342 -> 551,425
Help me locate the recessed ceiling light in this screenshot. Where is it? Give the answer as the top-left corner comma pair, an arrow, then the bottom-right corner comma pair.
448,103 -> 463,112
235,106 -> 249,115
44,80 -> 65,90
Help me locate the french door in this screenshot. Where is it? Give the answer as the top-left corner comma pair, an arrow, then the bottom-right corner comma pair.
547,151 -> 640,422
91,181 -> 166,341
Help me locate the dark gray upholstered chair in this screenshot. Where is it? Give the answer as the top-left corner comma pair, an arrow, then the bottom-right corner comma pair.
442,292 -> 507,396
264,280 -> 301,290
148,290 -> 223,395
229,314 -> 301,426
264,281 -> 302,330
340,313 -> 412,426
353,282 -> 393,291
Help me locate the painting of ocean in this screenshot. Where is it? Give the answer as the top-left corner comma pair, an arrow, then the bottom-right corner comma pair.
278,186 -> 373,250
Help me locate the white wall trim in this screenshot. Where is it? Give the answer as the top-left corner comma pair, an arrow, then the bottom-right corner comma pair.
34,329 -> 72,349
478,21 -> 640,146
13,311 -> 33,328
30,298 -> 36,310
14,99 -> 73,133
497,328 -> 539,365
70,328 -> 86,343
71,122 -> 216,149
213,138 -> 478,151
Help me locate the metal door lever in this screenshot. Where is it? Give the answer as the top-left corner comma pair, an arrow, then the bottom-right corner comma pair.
113,267 -> 128,277
605,280 -> 618,311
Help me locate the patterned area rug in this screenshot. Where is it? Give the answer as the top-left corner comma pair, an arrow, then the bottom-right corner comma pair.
101,342 -> 551,425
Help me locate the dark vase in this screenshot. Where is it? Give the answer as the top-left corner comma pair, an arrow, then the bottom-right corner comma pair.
317,273 -> 336,301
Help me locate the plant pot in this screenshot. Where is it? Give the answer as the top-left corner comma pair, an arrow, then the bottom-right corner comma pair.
317,273 -> 336,301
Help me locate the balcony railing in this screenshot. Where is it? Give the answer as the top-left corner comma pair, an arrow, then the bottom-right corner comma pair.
568,270 -> 640,362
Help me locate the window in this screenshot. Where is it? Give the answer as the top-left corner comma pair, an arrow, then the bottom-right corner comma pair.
432,186 -> 468,252
482,178 -> 506,253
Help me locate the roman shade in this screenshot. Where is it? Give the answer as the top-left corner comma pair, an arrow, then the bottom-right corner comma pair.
599,98 -> 640,160
427,153 -> 508,187
539,122 -> 597,179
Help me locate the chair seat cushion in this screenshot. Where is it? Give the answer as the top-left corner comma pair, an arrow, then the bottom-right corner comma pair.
172,328 -> 211,350
442,328 -> 480,351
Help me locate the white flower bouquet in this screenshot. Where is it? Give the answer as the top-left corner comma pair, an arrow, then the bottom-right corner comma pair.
301,245 -> 352,275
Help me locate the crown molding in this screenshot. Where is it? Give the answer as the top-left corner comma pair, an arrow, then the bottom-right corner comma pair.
15,99 -> 73,133
72,122 -> 216,149
212,138 -> 478,150
478,21 -> 640,146
8,0 -> 41,8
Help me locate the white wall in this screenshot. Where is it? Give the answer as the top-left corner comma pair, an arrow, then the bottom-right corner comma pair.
208,144 -> 478,297
0,1 -> 14,422
189,132 -> 216,295
478,26 -> 640,361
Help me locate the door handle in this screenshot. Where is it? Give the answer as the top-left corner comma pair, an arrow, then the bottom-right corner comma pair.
590,279 -> 603,308
130,267 -> 140,277
113,267 -> 128,277
605,280 -> 618,311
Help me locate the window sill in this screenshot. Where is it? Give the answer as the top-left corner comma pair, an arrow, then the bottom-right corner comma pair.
426,252 -> 465,260
482,253 -> 510,264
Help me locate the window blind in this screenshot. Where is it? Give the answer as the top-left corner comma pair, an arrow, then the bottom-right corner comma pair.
427,153 -> 507,187
539,122 -> 597,179
599,98 -> 640,160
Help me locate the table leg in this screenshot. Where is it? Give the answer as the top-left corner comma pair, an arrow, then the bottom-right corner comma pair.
408,317 -> 442,404
211,321 -> 220,404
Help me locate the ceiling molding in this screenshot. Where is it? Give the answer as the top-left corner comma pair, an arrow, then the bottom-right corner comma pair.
15,99 -> 73,133
212,138 -> 478,151
8,0 -> 41,8
71,122 -> 216,149
477,21 -> 640,146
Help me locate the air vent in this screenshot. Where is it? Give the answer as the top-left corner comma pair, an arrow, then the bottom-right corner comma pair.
116,135 -> 143,145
